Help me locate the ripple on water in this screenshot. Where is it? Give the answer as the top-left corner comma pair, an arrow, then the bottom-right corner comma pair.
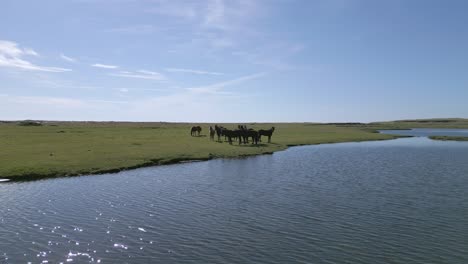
1,137 -> 468,263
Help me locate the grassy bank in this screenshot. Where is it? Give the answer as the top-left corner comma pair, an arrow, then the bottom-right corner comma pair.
429,136 -> 468,141
1,118 -> 467,181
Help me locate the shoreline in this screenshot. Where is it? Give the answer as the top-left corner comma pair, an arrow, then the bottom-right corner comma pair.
2,136 -> 399,182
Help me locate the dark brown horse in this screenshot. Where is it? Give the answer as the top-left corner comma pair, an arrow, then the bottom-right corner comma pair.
215,125 -> 225,141
190,126 -> 202,136
237,126 -> 259,145
258,127 -> 275,143
222,129 -> 243,145
209,126 -> 216,141
243,129 -> 259,145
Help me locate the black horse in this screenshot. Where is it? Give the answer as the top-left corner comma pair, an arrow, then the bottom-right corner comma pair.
237,126 -> 259,145
243,129 -> 259,145
209,126 -> 216,141
215,125 -> 225,141
223,129 -> 243,145
190,126 -> 202,136
258,127 -> 275,143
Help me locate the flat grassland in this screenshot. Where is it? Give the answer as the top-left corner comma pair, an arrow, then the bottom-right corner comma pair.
1,118 -> 468,181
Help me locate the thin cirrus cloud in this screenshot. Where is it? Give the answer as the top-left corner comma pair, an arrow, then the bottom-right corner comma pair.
60,53 -> 77,63
0,40 -> 71,72
186,72 -> 266,94
142,0 -> 258,50
165,68 -> 224,75
91,63 -> 119,69
144,0 -> 256,30
110,70 -> 166,81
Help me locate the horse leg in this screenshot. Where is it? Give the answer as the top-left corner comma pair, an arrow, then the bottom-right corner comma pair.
268,135 -> 271,143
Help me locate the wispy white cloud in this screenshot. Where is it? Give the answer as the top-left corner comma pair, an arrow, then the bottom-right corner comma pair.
231,42 -> 306,71
186,72 -> 266,94
136,70 -> 161,75
165,68 -> 223,75
92,63 -> 119,69
113,87 -> 168,93
144,0 -> 260,49
110,70 -> 166,81
0,40 -> 71,72
23,48 -> 39,57
60,53 -> 77,63
149,0 -> 257,31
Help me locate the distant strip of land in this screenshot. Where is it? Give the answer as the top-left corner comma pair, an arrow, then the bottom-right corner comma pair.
1,118 -> 468,181
429,136 -> 468,141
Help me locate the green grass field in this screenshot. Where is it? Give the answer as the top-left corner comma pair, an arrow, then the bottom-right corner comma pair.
1,118 -> 468,181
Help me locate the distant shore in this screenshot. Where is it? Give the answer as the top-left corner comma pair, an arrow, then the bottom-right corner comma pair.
1,118 -> 468,181
429,136 -> 468,141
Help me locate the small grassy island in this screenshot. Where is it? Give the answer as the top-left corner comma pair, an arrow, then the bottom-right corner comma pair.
1,118 -> 468,181
429,136 -> 468,141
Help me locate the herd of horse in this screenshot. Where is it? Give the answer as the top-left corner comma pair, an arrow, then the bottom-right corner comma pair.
191,125 -> 275,145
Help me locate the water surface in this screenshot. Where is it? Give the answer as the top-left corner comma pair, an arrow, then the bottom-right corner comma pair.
1,134 -> 468,263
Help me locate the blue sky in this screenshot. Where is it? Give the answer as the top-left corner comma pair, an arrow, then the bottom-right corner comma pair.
1,0 -> 467,122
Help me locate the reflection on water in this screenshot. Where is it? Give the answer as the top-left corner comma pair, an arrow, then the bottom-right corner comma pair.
1,135 -> 468,263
